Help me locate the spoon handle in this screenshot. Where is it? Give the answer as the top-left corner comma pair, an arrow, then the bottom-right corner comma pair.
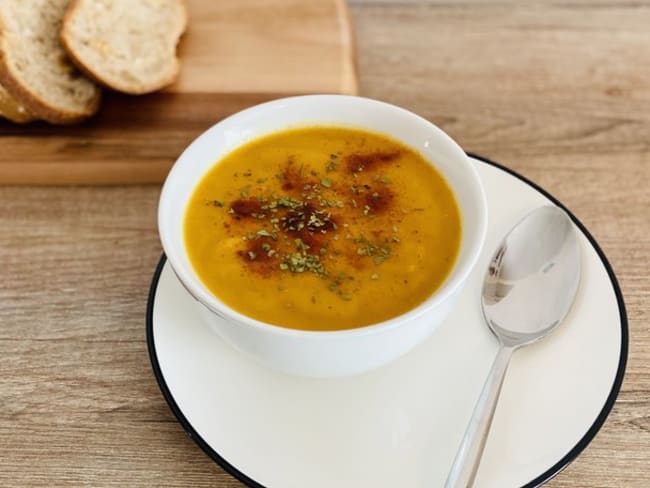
444,344 -> 515,488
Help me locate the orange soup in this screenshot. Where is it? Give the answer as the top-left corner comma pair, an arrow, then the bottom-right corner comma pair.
184,127 -> 461,331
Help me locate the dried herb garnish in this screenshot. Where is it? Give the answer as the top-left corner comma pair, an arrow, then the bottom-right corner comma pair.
281,253 -> 326,275
354,236 -> 392,264
295,238 -> 310,252
217,147 -> 405,301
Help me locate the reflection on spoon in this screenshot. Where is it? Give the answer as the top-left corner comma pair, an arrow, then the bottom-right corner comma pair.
445,205 -> 581,488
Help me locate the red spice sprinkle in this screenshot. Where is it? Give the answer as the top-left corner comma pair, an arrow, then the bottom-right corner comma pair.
231,199 -> 262,217
345,151 -> 401,173
280,160 -> 313,192
282,203 -> 337,234
237,237 -> 277,276
222,152 -> 401,284
293,228 -> 325,252
364,187 -> 394,213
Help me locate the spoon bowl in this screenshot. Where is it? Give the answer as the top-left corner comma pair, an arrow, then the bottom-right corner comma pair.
483,205 -> 581,346
445,205 -> 581,488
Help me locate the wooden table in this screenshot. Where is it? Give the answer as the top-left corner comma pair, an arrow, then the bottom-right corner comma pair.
1,1 -> 648,486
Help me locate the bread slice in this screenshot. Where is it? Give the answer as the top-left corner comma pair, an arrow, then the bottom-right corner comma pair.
0,83 -> 36,123
0,0 -> 101,124
62,0 -> 187,95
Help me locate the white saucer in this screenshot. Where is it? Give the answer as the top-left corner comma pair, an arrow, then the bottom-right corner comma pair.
147,155 -> 627,488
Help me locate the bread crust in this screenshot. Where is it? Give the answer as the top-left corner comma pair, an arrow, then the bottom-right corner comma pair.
61,0 -> 188,95
0,4 -> 101,124
0,83 -> 37,123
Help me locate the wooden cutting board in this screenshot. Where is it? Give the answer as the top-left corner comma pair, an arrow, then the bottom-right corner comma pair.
0,0 -> 357,185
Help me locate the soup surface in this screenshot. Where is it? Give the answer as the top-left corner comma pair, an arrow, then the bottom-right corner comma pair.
184,127 -> 461,331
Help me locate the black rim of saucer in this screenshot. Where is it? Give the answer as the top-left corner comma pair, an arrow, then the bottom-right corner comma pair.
146,153 -> 628,488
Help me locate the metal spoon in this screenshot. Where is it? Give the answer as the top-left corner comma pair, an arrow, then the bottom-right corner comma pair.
444,205 -> 581,488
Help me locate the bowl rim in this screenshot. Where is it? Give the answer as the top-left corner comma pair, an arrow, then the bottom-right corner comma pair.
158,94 -> 488,338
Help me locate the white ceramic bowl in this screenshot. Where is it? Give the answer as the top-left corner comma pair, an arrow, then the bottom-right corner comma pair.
158,95 -> 487,377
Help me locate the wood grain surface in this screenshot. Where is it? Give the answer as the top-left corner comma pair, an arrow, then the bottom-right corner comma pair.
1,1 -> 649,487
168,0 -> 358,95
0,0 -> 357,185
